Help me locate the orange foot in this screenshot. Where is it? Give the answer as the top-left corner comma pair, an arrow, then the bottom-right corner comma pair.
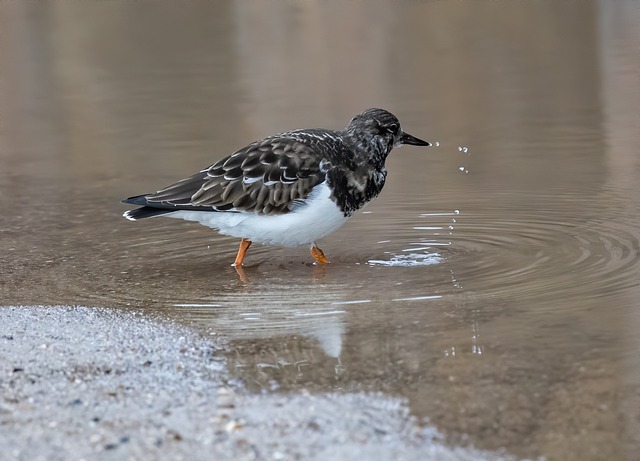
233,238 -> 252,266
310,243 -> 330,264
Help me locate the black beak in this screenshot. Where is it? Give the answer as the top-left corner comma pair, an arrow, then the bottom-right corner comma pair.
399,132 -> 431,146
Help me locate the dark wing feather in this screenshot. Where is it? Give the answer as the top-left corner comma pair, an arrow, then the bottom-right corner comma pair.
139,133 -> 334,215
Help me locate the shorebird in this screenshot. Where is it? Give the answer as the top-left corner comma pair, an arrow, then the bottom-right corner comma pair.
122,108 -> 430,266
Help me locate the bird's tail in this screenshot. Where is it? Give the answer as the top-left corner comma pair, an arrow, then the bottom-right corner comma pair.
123,206 -> 172,221
122,195 -> 172,220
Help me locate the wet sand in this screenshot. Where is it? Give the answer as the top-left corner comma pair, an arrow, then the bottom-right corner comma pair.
0,306 -> 512,461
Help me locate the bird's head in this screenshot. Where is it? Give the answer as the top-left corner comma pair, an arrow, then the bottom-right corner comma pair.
344,108 -> 430,162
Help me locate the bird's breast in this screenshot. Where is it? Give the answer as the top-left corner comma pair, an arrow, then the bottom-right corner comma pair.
327,167 -> 386,217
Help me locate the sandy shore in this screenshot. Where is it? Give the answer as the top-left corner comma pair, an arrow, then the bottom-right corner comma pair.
0,306 -> 513,461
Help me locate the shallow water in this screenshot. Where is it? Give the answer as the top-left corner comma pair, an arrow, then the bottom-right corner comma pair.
2,1 -> 640,459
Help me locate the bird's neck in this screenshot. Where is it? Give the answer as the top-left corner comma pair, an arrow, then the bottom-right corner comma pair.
342,131 -> 391,170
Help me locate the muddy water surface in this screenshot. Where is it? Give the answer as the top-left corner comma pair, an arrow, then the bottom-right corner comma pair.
2,1 -> 640,459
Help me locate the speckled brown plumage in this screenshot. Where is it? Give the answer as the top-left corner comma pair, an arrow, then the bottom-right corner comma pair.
146,133 -> 335,215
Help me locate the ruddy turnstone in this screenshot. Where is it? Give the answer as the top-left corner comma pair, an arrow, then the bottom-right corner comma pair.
122,108 -> 430,266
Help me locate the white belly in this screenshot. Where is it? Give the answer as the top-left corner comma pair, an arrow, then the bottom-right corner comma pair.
168,182 -> 350,247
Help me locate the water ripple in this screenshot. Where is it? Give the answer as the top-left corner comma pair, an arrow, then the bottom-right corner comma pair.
447,211 -> 640,302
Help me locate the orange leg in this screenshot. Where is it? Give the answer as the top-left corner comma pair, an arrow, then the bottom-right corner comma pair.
310,243 -> 330,264
233,238 -> 252,266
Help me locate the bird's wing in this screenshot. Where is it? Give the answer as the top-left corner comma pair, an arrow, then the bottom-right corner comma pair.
141,134 -> 333,215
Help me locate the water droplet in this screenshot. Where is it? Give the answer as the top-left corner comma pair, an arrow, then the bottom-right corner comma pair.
454,210 -> 460,214
457,146 -> 463,152
434,141 -> 440,147
458,166 -> 465,172
448,225 -> 454,230
452,219 -> 456,223
464,169 -> 469,174
463,147 -> 469,154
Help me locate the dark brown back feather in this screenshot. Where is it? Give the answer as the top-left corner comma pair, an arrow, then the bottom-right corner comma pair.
144,132 -> 335,215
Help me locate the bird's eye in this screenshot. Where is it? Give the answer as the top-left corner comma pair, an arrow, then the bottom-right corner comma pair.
386,124 -> 399,134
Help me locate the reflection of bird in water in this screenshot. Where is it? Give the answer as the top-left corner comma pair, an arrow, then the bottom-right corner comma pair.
233,261 -> 327,284
122,108 -> 430,265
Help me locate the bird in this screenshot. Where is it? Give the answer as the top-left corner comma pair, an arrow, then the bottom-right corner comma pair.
122,108 -> 431,266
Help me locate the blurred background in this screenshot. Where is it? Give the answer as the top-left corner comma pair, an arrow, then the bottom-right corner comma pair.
1,1 -> 639,459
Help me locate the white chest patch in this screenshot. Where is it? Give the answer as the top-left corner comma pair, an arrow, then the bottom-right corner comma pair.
168,182 -> 350,247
